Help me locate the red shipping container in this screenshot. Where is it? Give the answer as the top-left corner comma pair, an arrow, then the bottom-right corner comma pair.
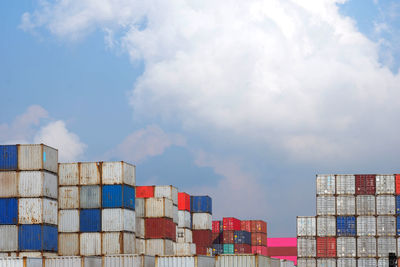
316,237 -> 336,258
251,233 -> 267,246
251,220 -> 267,233
355,175 -> 376,195
234,244 -> 251,254
222,231 -> 234,244
212,221 -> 221,233
136,186 -> 154,198
178,192 -> 190,211
192,230 -> 212,247
212,232 -> 221,244
196,245 -> 210,255
144,218 -> 176,241
267,247 -> 297,256
223,217 -> 241,231
241,220 -> 251,232
252,245 -> 268,256
396,174 -> 400,195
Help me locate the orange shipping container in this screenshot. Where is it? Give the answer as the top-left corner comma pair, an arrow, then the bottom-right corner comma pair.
251,220 -> 267,233
251,233 -> 267,246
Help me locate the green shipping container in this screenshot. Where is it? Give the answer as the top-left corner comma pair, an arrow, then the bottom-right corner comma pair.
223,244 -> 234,254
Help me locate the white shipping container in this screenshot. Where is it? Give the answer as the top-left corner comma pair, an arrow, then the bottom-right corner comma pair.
178,210 -> 191,229
136,218 -> 145,238
357,258 -> 377,267
136,238 -> 146,254
378,258 -> 389,267
215,254 -> 272,267
357,216 -> 376,236
357,237 -> 376,257
102,161 -> 135,186
145,198 -> 173,219
146,239 -> 175,256
59,186 -> 79,209
173,205 -> 178,224
336,196 -> 355,215
377,216 -> 396,236
58,163 -> 79,186
0,225 -> 18,251
58,209 -> 79,232
297,237 -> 316,257
154,186 -> 178,205
316,174 -> 335,195
44,256 -> 102,267
174,243 -> 197,256
376,175 -> 395,194
0,257 -> 43,267
297,217 -> 316,237
177,228 -> 193,243
377,237 -> 396,257
18,198 -> 57,225
102,232 -> 136,255
317,216 -> 336,237
0,252 -> 18,257
80,233 -> 101,256
102,208 -> 135,232
316,259 -> 336,267
397,238 -> 400,257
192,213 -> 212,230
297,258 -> 316,267
376,196 -> 395,215
18,144 -> 58,174
336,258 -> 356,267
103,255 -> 155,267
156,255 -> 215,267
18,171 -> 57,199
336,175 -> 355,195
136,198 -> 145,218
80,185 -> 101,209
58,233 -> 79,256
19,252 -> 57,258
356,195 -> 376,215
79,162 -> 101,185
336,237 -> 356,257
316,196 -> 335,215
0,171 -> 17,197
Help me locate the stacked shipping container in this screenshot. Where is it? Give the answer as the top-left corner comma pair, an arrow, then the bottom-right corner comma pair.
191,196 -> 213,255
176,192 -> 196,256
0,144 -> 59,257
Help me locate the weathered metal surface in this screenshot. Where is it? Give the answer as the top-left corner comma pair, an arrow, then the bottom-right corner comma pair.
177,228 -> 193,243
336,258 -> 356,267
297,237 -> 316,257
136,198 -> 145,218
102,208 -> 135,232
154,186 -> 178,205
0,225 -> 18,251
102,232 -> 136,255
316,216 -> 335,237
316,174 -> 335,195
215,254 -> 271,267
174,243 -> 197,256
356,195 -> 376,215
145,198 -> 173,218
18,171 -> 57,199
377,237 -> 396,257
297,217 -> 316,237
102,161 -> 135,186
357,216 -> 376,236
336,196 -> 355,215
136,217 -> 145,238
192,213 -> 212,230
136,238 -> 146,254
156,255 -> 215,267
336,237 -> 356,257
59,186 -> 79,209
18,198 -> 57,224
80,233 -> 101,256
79,162 -> 101,185
316,259 -> 336,267
178,210 -> 191,229
18,144 -> 58,174
376,175 -> 395,194
58,233 -> 79,256
357,258 -> 377,267
336,175 -> 355,195
0,171 -> 17,197
0,257 -> 43,267
357,237 -> 376,257
316,196 -> 335,215
18,225 -> 58,252
80,185 -> 101,209
103,255 -> 155,267
376,195 -> 396,215
297,258 -> 316,267
0,145 -> 18,170
377,216 -> 396,236
58,163 -> 79,185
59,209 -> 79,233
146,239 -> 175,256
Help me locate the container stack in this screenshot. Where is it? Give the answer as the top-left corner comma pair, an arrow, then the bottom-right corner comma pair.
0,144 -> 59,257
191,195 -> 212,255
242,220 -> 267,255
58,161 -> 136,256
135,185 -> 152,254
176,192 -> 196,256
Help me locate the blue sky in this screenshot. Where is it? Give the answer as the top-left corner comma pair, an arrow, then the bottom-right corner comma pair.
1,0 -> 400,236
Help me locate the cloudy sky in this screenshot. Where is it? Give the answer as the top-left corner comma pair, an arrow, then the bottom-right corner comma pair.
2,0 -> 400,236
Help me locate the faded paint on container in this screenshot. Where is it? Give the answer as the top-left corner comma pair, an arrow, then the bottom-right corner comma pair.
58,233 -> 79,256
356,195 -> 376,215
336,258 -> 356,267
316,196 -> 335,215
357,237 -> 376,257
0,145 -> 18,170
145,218 -> 176,241
336,237 -> 356,257
215,254 -> 271,267
297,238 -> 316,258
136,218 -> 145,238
174,243 -> 197,256
79,185 -> 100,209
376,195 -> 395,215
173,205 -> 178,224
377,216 -> 396,236
357,216 -> 376,236
18,144 -> 58,174
0,171 -> 17,197
79,162 -> 101,185
316,259 -> 336,267
18,252 -> 57,258
376,175 -> 395,194
192,213 -> 212,230
18,198 -> 57,224
336,196 -> 355,215
136,238 -> 145,254
101,232 -> 136,255
297,217 -> 316,237
377,237 -> 396,257
103,255 -> 155,267
297,258 -> 316,267
59,209 -> 79,233
102,185 -> 135,210
378,258 -> 389,267
58,163 -> 79,185
179,210 -> 191,229
156,255 -> 214,267
145,198 -> 173,218
316,216 -> 335,237
18,171 -> 58,199
0,225 -> 18,251
146,239 -> 175,256
45,256 -> 102,267
102,161 -> 135,186
0,257 -> 43,267
177,228 -> 193,243
80,233 -> 101,256
102,208 -> 135,232
154,186 -> 178,205
59,186 -> 79,209
136,198 -> 145,218
357,258 -> 377,267
316,174 -> 335,195
335,175 -> 355,195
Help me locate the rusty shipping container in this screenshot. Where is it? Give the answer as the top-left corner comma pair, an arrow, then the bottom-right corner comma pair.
145,217 -> 176,241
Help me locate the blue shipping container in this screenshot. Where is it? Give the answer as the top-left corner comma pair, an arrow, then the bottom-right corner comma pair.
190,196 -> 212,214
19,225 -> 58,251
396,196 -> 400,214
102,185 -> 135,210
223,244 -> 234,254
213,244 -> 223,255
0,198 -> 18,225
0,145 -> 17,170
337,216 -> 356,236
234,231 -> 251,244
397,217 -> 400,235
80,209 -> 101,232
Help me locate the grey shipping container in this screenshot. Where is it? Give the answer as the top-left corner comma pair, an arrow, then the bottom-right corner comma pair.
156,255 -> 215,267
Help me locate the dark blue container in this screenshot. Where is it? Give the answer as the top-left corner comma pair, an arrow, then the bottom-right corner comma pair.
397,217 -> 400,235
337,216 -> 356,236
234,230 -> 251,244
0,198 -> 18,225
190,196 -> 212,214
80,209 -> 101,232
0,145 -> 18,170
396,196 -> 400,214
102,185 -> 135,210
19,225 -> 58,251
212,244 -> 223,255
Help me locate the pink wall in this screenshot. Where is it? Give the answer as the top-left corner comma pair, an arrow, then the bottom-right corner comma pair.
268,237 -> 297,247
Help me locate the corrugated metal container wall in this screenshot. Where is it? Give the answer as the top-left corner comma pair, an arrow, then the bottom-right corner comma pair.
0,257 -> 43,267
79,162 -> 101,185
336,216 -> 356,236
18,144 -> 58,173
377,216 -> 396,236
222,231 -> 234,244
0,171 -> 17,197
376,196 -> 395,215
356,195 -> 376,215
233,231 -> 251,245
192,230 -> 212,247
18,224 -> 58,251
146,239 -> 175,256
316,216 -> 335,236
0,145 -> 18,170
59,186 -> 79,209
297,258 -> 316,267
355,174 -> 376,195
192,213 -> 212,230
79,209 -> 101,232
250,221 -> 267,233
297,238 -> 316,257
222,218 -> 241,231
145,218 -> 176,241
316,259 -> 336,267
335,175 -> 355,195
357,216 -> 376,236
316,175 -> 335,195
44,256 -> 82,267
215,254 -> 271,267
378,258 -> 389,267
297,217 -> 316,236
58,163 -> 79,185
80,185 -> 101,209
396,196 -> 400,214
357,237 -> 376,257
102,185 -> 135,210
336,196 -> 355,215
240,221 -> 251,232
336,258 -> 356,267
175,243 -> 196,256
145,198 -> 173,218
336,237 -> 356,257
191,196 -> 212,214
316,237 -> 336,257
18,198 -> 57,224
177,228 -> 193,243
377,237 -> 396,257
101,161 -> 135,186
178,192 -> 191,211
179,210 -> 191,228
155,186 -> 178,205
173,205 -> 178,224
136,238 -> 145,254
103,255 -> 155,267
101,208 -> 135,232
17,171 -> 59,199
136,218 -> 145,238
0,225 -> 18,251
136,186 -> 155,198
156,255 -> 215,267
59,209 -> 79,232
136,198 -> 145,217
80,233 -> 101,256
357,258 -> 377,267
0,198 -> 18,224
250,233 -> 267,246
102,232 -> 136,255
234,244 -> 251,254
58,233 -> 79,256
316,196 -> 335,215
376,175 -> 395,194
